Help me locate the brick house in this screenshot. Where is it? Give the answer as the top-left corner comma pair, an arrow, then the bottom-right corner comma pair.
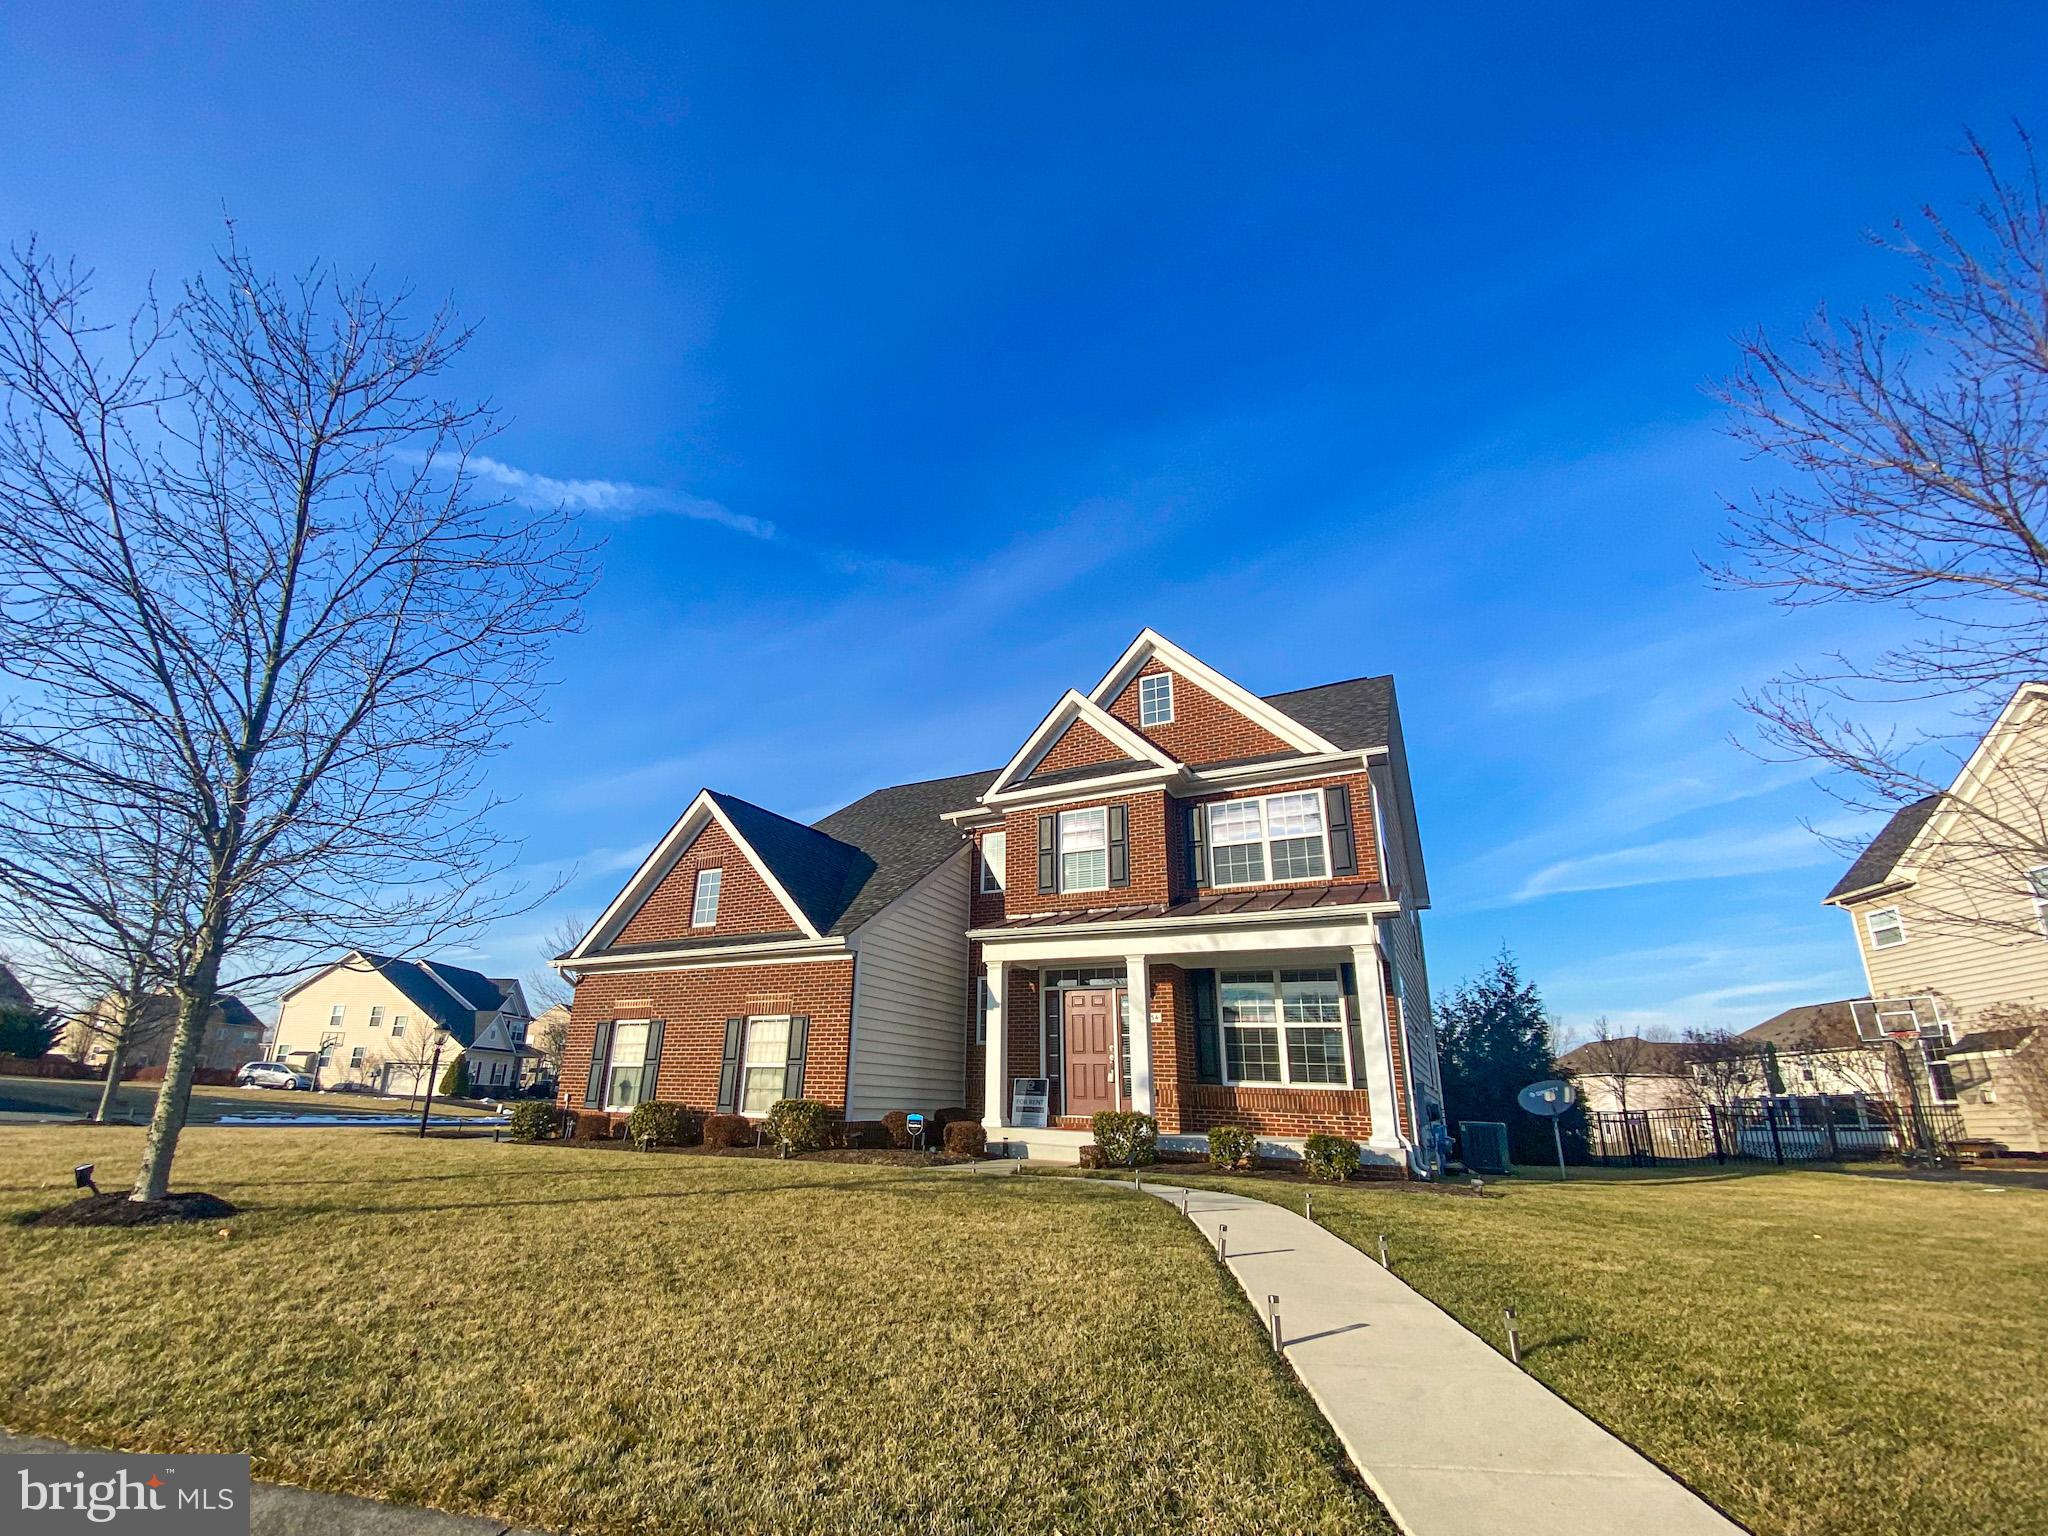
556,630 -> 1444,1167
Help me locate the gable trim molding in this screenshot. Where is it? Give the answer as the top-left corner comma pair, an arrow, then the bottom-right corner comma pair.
1089,628 -> 1341,757
982,689 -> 1183,801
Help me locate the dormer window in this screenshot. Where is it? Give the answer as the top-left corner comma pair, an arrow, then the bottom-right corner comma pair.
691,867 -> 722,928
1139,673 -> 1174,726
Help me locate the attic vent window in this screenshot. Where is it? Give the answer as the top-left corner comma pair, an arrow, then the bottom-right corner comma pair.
1139,673 -> 1174,726
692,868 -> 723,928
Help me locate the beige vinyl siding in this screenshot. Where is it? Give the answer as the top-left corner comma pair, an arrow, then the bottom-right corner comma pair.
845,847 -> 972,1120
1847,882 -> 2048,1029
1951,1048 -> 2043,1152
1379,907 -> 1442,1109
273,965 -> 434,1092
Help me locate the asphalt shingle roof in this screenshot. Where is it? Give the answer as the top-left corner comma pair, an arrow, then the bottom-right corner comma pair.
1261,675 -> 1394,752
354,954 -> 509,1046
1740,1000 -> 1863,1051
811,769 -> 1002,935
1826,795 -> 1940,902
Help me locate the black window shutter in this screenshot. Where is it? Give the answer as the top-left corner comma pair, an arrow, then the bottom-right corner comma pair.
1186,802 -> 1209,888
583,1020 -> 614,1107
1037,813 -> 1058,892
1107,803 -> 1129,887
637,1019 -> 665,1104
782,1014 -> 810,1101
1326,785 -> 1357,877
716,1016 -> 745,1113
1340,963 -> 1364,1091
1190,969 -> 1221,1083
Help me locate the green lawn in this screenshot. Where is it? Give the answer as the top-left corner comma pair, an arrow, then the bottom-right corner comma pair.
0,1127 -> 1386,1536
1120,1165 -> 2048,1536
0,1077 -> 498,1122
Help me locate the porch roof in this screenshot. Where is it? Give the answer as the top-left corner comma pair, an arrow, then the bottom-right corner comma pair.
981,882 -> 1390,930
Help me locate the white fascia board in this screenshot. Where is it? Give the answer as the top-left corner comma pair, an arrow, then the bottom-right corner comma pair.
983,768 -> 1178,809
1885,680 -> 2048,889
1182,751 -> 1372,791
566,936 -> 850,973
418,961 -> 484,1009
569,789 -> 823,958
978,915 -> 1384,965
939,805 -> 1006,827
968,900 -> 1394,945
984,689 -> 1181,799
1087,628 -> 1341,756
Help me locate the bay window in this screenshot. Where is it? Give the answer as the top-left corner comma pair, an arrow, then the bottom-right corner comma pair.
1219,969 -> 1349,1087
1060,807 -> 1108,892
1209,791 -> 1329,886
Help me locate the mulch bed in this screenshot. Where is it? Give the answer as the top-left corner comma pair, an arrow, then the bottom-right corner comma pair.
539,1137 -> 983,1167
23,1192 -> 240,1229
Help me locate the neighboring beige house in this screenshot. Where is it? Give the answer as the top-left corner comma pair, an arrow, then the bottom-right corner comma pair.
1554,1036 -> 1696,1114
1823,683 -> 2048,1152
62,992 -> 265,1076
270,952 -> 534,1096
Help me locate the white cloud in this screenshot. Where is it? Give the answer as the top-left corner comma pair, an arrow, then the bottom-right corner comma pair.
466,455 -> 775,539
1508,822 -> 1843,903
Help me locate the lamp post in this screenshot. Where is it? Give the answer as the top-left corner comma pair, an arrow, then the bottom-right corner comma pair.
417,1029 -> 448,1139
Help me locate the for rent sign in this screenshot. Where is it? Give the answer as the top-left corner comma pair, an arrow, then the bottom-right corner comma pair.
4,1454 -> 249,1535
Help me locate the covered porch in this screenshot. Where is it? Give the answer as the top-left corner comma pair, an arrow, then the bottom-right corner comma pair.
973,909 -> 1418,1166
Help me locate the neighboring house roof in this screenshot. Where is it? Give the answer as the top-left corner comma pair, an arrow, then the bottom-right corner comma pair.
1741,999 -> 1865,1051
1554,1037 -> 1694,1077
284,952 -> 512,1046
1261,676 -> 1395,754
214,994 -> 263,1032
0,961 -> 35,1012
1825,794 -> 1941,903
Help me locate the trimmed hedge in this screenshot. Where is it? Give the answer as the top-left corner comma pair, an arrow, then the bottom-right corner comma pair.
626,1101 -> 699,1148
1207,1124 -> 1259,1170
439,1055 -> 471,1098
1091,1110 -> 1158,1168
930,1105 -> 976,1148
569,1111 -> 618,1141
702,1113 -> 753,1150
942,1120 -> 987,1157
882,1109 -> 912,1149
506,1100 -> 560,1141
839,1119 -> 892,1150
1302,1133 -> 1362,1183
764,1098 -> 832,1156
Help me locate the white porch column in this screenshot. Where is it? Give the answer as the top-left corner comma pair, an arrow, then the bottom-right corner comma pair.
981,958 -> 1009,1132
1351,937 -> 1408,1153
1124,953 -> 1153,1115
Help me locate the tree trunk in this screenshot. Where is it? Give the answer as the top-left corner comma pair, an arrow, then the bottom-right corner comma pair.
131,951 -> 220,1202
94,1032 -> 129,1123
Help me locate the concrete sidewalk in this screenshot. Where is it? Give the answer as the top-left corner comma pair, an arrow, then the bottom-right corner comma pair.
0,1431 -> 538,1535
1130,1181 -> 1747,1536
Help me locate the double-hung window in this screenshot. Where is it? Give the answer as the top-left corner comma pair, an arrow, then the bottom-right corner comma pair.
604,1021 -> 650,1111
691,867 -> 722,928
740,1016 -> 790,1114
980,830 -> 1007,893
390,1014 -> 408,1038
1865,906 -> 1906,950
1139,673 -> 1174,726
328,1004 -> 346,1031
368,1005 -> 384,1032
1059,808 -> 1109,892
2030,867 -> 2048,937
1219,969 -> 1349,1087
1209,792 -> 1329,886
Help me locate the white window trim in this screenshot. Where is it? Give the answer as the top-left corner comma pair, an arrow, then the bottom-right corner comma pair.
1217,968 -> 1354,1091
738,1013 -> 792,1118
367,1005 -> 384,1032
1059,807 -> 1110,894
1207,792 -> 1334,889
602,1018 -> 651,1113
979,831 -> 1007,894
2030,865 -> 2048,938
691,867 -> 723,928
1139,673 -> 1174,727
1865,905 -> 1907,950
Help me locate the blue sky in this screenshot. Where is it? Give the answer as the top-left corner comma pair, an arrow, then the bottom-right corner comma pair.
3,3 -> 2042,1033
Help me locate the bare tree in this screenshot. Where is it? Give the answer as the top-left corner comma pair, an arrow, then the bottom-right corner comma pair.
0,236 -> 592,1200
525,914 -> 586,1015
381,1017 -> 451,1105
1569,1016 -> 1667,1114
1675,1027 -> 1766,1113
1715,127 -> 2048,944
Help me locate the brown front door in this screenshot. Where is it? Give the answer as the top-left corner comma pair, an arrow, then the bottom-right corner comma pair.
1063,989 -> 1119,1118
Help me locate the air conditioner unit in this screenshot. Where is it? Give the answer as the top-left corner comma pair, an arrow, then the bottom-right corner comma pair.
1459,1120 -> 1512,1174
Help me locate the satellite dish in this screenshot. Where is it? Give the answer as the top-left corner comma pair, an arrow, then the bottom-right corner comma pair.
1517,1079 -> 1576,1117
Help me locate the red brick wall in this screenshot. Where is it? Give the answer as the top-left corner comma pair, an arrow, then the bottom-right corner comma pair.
1001,790 -> 1171,914
1028,717 -> 1126,778
1176,772 -> 1382,899
559,959 -> 855,1114
1107,659 -> 1293,765
614,819 -> 800,946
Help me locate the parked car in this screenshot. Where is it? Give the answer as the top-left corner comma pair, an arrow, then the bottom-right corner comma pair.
236,1061 -> 313,1091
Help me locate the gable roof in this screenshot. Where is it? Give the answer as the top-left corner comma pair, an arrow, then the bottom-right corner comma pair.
1740,1000 -> 1863,1051
1825,795 -> 1941,903
812,769 -> 1000,933
280,952 -> 511,1046
707,790 -> 877,934
1263,676 -> 1395,752
983,689 -> 1181,800
1554,1036 -> 1694,1077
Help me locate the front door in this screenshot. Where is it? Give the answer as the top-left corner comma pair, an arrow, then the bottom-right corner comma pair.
1063,989 -> 1119,1117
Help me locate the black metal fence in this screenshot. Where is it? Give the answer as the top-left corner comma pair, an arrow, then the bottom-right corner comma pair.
1573,1095 -> 1968,1168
